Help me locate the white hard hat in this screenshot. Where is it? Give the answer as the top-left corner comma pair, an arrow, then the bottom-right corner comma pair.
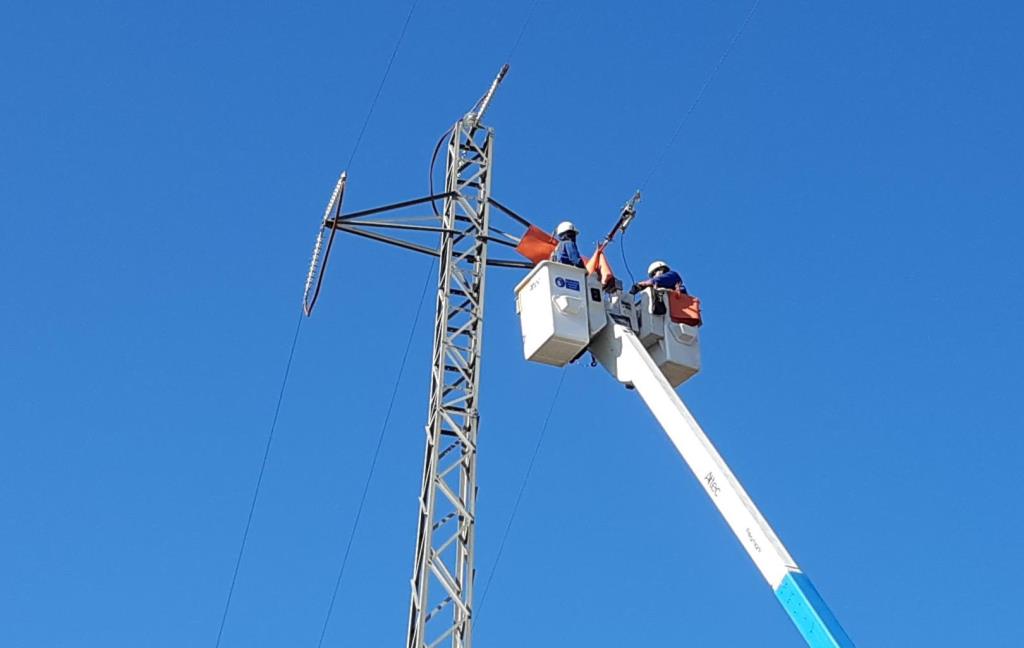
647,260 -> 670,277
555,221 -> 578,236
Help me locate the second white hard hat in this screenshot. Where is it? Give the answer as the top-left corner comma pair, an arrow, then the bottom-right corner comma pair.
555,221 -> 579,236
647,260 -> 669,277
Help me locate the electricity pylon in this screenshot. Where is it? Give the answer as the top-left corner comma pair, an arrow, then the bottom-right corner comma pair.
304,65 -> 527,648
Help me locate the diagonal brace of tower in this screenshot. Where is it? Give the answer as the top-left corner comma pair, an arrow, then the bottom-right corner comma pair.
405,113 -> 494,648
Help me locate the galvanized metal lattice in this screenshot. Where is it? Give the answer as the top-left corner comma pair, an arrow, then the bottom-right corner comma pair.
406,117 -> 493,648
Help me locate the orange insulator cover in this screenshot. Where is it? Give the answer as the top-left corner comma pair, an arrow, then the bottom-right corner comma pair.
668,291 -> 702,327
515,225 -> 558,264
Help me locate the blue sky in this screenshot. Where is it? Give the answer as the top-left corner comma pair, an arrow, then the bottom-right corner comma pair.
2,1 -> 1023,646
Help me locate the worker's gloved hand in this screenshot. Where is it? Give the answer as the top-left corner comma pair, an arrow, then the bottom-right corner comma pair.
628,283 -> 642,295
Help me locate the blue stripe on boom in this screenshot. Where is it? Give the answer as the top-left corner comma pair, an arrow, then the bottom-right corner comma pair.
775,572 -> 855,648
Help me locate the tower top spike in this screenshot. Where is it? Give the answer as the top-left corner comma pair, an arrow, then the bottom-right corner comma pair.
466,64 -> 510,127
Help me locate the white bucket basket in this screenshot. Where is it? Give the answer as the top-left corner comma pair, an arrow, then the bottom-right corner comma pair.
650,321 -> 701,387
514,261 -> 594,366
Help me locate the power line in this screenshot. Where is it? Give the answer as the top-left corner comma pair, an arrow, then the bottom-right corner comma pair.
213,3 -> 422,643
505,0 -> 541,62
315,260 -> 435,647
345,0 -> 421,171
619,229 -> 638,287
214,312 -> 304,648
639,0 -> 763,191
475,367 -> 567,620
429,0 -> 540,209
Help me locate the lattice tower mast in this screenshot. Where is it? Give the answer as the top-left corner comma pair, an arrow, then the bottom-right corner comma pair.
406,66 -> 506,648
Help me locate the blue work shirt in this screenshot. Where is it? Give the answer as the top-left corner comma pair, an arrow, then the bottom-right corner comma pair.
551,239 -> 585,268
650,270 -> 687,293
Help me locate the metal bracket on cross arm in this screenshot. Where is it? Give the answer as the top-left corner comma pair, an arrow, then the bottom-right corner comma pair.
325,193 -> 534,265
303,188 -> 536,316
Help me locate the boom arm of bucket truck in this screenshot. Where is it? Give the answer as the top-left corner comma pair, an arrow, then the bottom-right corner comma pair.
588,322 -> 855,648
513,261 -> 854,647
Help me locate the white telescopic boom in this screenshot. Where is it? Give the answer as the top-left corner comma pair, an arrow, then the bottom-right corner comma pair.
589,323 -> 854,648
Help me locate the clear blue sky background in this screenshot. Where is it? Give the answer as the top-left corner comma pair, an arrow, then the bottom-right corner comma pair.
2,1 -> 1022,646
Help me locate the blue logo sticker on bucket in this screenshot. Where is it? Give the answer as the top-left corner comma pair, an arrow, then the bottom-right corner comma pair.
554,277 -> 580,291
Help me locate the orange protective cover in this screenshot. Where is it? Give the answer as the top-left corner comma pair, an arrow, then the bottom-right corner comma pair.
515,225 -> 558,265
668,292 -> 702,327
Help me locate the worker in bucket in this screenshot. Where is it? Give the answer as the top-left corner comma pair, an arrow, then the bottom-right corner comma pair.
630,260 -> 688,294
549,221 -> 586,268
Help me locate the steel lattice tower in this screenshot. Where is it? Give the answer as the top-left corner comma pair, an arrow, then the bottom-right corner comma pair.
406,114 -> 493,648
303,66 -> 518,648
